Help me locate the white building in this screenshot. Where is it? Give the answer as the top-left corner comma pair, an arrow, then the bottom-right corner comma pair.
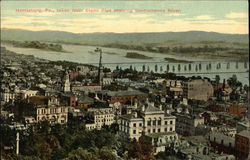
119,102 -> 176,140
85,106 -> 115,130
36,106 -> 69,124
1,91 -> 16,103
20,89 -> 39,99
174,111 -> 204,136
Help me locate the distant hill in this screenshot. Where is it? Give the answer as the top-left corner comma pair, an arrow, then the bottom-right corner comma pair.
1,28 -> 248,45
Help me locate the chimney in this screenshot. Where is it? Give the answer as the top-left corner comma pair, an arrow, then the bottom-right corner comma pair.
142,105 -> 145,112
185,108 -> 189,114
94,93 -> 100,100
150,102 -> 154,107
166,109 -> 170,114
159,105 -> 162,110
134,102 -> 138,109
134,112 -> 138,118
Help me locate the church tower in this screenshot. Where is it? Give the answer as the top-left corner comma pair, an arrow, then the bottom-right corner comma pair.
63,71 -> 71,92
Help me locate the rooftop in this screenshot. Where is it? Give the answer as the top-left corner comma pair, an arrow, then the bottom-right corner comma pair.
147,132 -> 177,138
237,130 -> 250,139
97,90 -> 147,97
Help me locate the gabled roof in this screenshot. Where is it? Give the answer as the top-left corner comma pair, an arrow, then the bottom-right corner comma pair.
237,130 -> 250,139
78,96 -> 94,104
144,105 -> 164,114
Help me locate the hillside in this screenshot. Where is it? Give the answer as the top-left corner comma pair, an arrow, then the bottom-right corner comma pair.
1,28 -> 249,61
1,28 -> 248,45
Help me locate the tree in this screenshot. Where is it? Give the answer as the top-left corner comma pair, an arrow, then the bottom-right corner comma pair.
128,137 -> 154,160
215,75 -> 220,84
64,147 -> 99,160
227,75 -> 242,90
99,147 -> 118,160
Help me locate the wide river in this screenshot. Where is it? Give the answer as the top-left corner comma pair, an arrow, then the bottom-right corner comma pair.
2,43 -> 249,85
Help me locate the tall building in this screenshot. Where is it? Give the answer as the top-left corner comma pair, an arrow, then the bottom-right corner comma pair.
183,79 -> 214,101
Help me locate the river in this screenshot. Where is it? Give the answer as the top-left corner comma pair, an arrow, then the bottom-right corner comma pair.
2,43 -> 249,85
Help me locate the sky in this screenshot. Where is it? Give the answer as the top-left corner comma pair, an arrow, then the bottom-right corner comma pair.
1,1 -> 248,34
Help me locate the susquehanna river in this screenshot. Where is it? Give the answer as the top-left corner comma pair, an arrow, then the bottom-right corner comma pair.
2,43 -> 249,85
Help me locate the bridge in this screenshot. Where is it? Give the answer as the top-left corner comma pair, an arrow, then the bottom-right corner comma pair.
83,61 -> 249,75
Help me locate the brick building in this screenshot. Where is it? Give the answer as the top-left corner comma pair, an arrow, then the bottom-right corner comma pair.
235,130 -> 250,160
227,105 -> 247,116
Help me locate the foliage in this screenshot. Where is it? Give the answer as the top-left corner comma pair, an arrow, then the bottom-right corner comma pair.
128,137 -> 154,160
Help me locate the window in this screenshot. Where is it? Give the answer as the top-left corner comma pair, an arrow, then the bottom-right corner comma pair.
139,123 -> 142,127
153,120 -> 156,126
158,129 -> 161,133
148,121 -> 151,126
165,121 -> 168,125
133,123 -> 136,127
170,121 -> 173,124
165,128 -> 167,132
133,130 -> 136,134
148,129 -> 150,133
153,129 -> 156,133
158,120 -> 161,125
221,140 -> 224,145
170,127 -> 172,131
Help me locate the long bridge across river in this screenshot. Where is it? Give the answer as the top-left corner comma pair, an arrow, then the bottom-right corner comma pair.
82,61 -> 249,84
84,61 -> 249,74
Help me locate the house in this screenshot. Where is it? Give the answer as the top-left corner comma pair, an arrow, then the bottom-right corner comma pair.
145,132 -> 178,153
20,89 -> 39,99
85,102 -> 115,130
209,132 -> 235,155
36,105 -> 68,124
27,96 -> 69,124
173,111 -> 204,136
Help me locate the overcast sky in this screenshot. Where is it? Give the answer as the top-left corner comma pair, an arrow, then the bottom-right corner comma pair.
1,1 -> 248,34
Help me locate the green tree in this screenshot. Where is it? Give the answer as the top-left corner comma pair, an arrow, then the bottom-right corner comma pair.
64,147 -> 99,160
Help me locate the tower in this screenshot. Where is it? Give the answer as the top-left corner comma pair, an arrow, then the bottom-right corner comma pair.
63,71 -> 71,92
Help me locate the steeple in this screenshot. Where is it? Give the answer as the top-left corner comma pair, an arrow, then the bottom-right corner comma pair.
95,48 -> 103,88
